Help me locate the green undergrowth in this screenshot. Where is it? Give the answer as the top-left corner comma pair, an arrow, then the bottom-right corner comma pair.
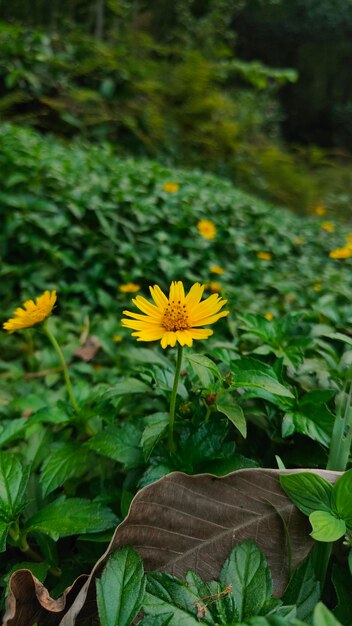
1,123 -> 352,622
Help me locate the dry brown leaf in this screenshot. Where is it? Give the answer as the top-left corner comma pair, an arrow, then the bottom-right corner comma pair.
73,336 -> 101,362
2,468 -> 340,626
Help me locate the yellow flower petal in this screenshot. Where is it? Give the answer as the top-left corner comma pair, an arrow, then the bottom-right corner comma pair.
3,290 -> 57,333
121,281 -> 229,348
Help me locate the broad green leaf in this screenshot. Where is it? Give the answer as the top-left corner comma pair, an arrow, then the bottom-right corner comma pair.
143,572 -> 214,625
220,540 -> 272,621
0,418 -> 27,447
0,519 -> 10,552
40,442 -> 93,496
282,558 -> 320,621
96,547 -> 145,626
187,353 -> 221,387
332,468 -> 352,527
322,332 -> 352,347
88,422 -> 143,469
0,452 -> 30,521
309,511 -> 346,542
25,497 -> 118,540
332,564 -> 352,625
282,402 -> 334,447
104,378 -> 150,399
313,603 -> 344,626
216,397 -> 246,438
141,412 -> 169,460
127,347 -> 173,370
140,615 -> 174,626
279,473 -> 333,516
231,372 -> 293,399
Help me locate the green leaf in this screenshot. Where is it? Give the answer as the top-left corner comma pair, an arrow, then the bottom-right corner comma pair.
88,422 -> 143,469
0,418 -> 27,447
96,547 -> 146,626
104,378 -> 150,399
220,540 -> 272,621
279,473 -> 333,516
25,497 -> 118,540
332,564 -> 352,625
282,403 -> 334,447
313,603 -> 344,626
332,468 -> 352,527
187,353 -> 221,387
40,442 -> 93,496
282,557 -> 320,621
231,372 -> 293,399
0,519 -> 10,552
216,396 -> 247,438
141,413 -> 169,460
0,452 -> 30,521
309,511 -> 346,542
143,572 -> 214,625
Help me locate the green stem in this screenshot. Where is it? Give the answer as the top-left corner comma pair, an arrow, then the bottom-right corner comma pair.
316,379 -> 352,592
327,380 -> 352,471
168,344 -> 183,453
42,321 -> 80,415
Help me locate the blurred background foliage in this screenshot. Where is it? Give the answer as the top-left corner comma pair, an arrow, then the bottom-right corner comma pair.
0,0 -> 352,216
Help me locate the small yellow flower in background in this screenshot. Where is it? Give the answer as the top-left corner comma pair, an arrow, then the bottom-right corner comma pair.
294,237 -> 304,245
162,182 -> 180,193
329,247 -> 352,259
197,219 -> 217,240
209,282 -> 221,293
264,312 -> 274,321
3,290 -> 57,333
119,283 -> 141,293
321,221 -> 335,232
210,265 -> 225,275
314,205 -> 327,216
345,234 -> 352,248
313,283 -> 322,292
113,334 -> 123,342
122,280 -> 229,349
256,251 -> 272,261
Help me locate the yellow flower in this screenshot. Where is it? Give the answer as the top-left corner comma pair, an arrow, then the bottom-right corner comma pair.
197,219 -> 217,240
294,237 -> 304,245
329,247 -> 352,259
209,282 -> 221,293
3,290 -> 57,333
210,265 -> 225,275
313,283 -> 322,292
345,234 -> 352,248
321,221 -> 335,232
264,312 -> 273,321
314,205 -> 326,216
122,281 -> 229,349
119,283 -> 141,293
113,334 -> 123,342
256,251 -> 272,261
162,182 -> 180,193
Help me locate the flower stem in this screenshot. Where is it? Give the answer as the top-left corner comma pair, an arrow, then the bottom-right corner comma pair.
315,379 -> 352,593
168,344 -> 183,453
42,321 -> 80,415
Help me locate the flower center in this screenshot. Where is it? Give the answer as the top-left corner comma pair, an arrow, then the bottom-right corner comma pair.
162,300 -> 190,332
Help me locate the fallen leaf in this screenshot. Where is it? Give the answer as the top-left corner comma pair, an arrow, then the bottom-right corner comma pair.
73,336 -> 101,362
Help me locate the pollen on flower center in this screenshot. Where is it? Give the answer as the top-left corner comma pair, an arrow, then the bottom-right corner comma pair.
162,300 -> 190,332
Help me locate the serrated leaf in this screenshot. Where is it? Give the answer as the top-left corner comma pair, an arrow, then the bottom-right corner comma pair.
309,511 -> 346,542
231,371 -> 293,398
25,497 -> 118,540
221,540 -> 272,621
0,452 -> 30,521
40,442 -> 93,496
144,572 -> 214,625
332,468 -> 352,527
187,353 -> 221,387
216,397 -> 246,437
141,413 -> 169,460
88,422 -> 143,469
96,547 -> 145,626
279,473 -> 333,516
